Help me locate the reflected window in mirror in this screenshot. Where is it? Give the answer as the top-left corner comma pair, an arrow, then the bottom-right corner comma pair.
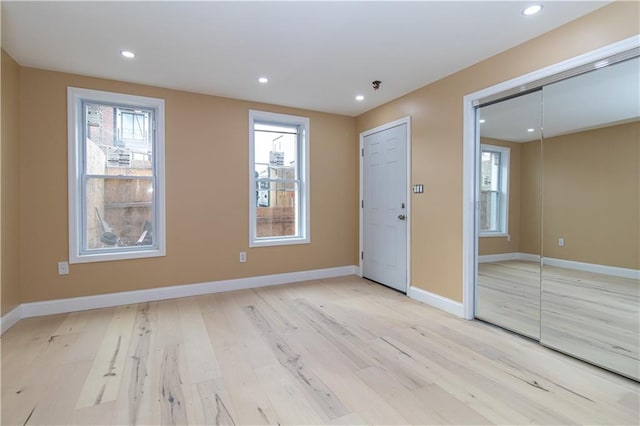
480,144 -> 510,235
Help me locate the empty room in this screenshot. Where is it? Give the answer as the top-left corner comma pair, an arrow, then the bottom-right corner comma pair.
1,1 -> 639,425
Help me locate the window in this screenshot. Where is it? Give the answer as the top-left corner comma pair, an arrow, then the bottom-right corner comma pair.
479,144 -> 509,236
68,87 -> 165,263
249,110 -> 309,247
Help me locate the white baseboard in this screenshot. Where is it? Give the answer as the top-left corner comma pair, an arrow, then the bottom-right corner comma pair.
478,252 -> 541,263
3,265 -> 357,333
478,252 -> 518,263
408,286 -> 464,318
1,305 -> 23,335
543,258 -> 639,280
518,253 -> 541,262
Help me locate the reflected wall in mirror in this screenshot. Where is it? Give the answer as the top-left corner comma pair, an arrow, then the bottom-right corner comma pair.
540,57 -> 640,380
476,91 -> 542,340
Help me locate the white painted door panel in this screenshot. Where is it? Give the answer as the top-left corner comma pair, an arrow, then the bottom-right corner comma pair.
363,123 -> 407,292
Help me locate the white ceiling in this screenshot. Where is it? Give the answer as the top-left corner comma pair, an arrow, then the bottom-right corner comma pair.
1,1 -> 610,117
479,56 -> 640,142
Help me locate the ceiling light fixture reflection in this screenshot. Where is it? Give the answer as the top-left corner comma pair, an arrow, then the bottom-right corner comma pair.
479,119 -> 486,123
522,5 -> 543,16
355,95 -> 365,101
258,77 -> 269,84
594,60 -> 609,69
527,128 -> 535,132
120,50 -> 136,59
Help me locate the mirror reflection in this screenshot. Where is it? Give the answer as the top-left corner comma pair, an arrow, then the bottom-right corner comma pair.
540,57 -> 640,380
476,91 -> 542,340
475,55 -> 639,382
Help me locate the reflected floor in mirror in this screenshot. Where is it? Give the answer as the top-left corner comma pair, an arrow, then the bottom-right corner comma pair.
541,265 -> 640,381
477,260 -> 541,339
2,276 -> 639,425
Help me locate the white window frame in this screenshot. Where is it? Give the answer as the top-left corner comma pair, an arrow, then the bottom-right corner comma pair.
67,87 -> 166,263
479,144 -> 510,237
249,110 -> 310,247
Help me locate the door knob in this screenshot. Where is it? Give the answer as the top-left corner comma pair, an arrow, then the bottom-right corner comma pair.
397,214 -> 406,220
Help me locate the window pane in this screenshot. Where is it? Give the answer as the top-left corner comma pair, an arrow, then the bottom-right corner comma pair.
256,189 -> 298,238
480,190 -> 500,232
254,129 -> 297,172
85,177 -> 154,249
85,103 -> 153,176
480,151 -> 500,192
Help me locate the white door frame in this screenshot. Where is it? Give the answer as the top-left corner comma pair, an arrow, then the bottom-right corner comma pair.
359,116 -> 411,293
461,35 -> 640,320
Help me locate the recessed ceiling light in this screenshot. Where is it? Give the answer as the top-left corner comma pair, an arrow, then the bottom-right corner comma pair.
522,5 -> 543,16
120,50 -> 136,59
258,77 -> 269,84
527,128 -> 535,132
479,119 -> 486,123
355,95 -> 365,101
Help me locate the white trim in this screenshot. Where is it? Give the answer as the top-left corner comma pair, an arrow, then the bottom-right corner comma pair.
478,252 -> 541,263
478,252 -> 519,263
248,110 -> 310,248
16,266 -> 357,320
462,35 -> 640,321
67,87 -> 166,264
462,91 -> 477,319
408,286 -> 464,318
543,258 -> 640,280
1,305 -> 22,335
358,116 -> 411,292
519,252 -> 541,263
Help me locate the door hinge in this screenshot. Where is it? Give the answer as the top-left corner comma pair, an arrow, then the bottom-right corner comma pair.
361,252 -> 364,260
361,200 -> 364,208
361,148 -> 364,157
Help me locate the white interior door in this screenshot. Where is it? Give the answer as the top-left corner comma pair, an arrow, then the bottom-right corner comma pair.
362,122 -> 407,292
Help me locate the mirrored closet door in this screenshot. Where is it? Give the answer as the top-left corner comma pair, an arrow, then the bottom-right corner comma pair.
476,91 -> 542,340
475,53 -> 639,381
540,56 -> 640,380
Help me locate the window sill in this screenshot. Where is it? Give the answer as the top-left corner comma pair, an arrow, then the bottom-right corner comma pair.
479,233 -> 510,238
70,247 -> 165,264
250,237 -> 310,248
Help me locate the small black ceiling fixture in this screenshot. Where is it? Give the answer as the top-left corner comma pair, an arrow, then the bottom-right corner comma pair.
372,80 -> 382,90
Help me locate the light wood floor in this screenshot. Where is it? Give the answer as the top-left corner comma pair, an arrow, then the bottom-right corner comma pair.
541,264 -> 640,381
477,260 -> 639,380
2,276 -> 638,425
477,260 -> 541,340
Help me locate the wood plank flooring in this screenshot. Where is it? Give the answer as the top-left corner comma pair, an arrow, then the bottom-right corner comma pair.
477,260 -> 639,380
541,264 -> 640,380
477,260 -> 541,339
2,275 -> 638,425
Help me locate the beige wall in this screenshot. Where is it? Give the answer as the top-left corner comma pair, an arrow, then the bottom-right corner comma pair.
519,140 -> 542,255
543,121 -> 639,269
478,138 -> 542,257
1,50 -> 21,315
476,121 -> 638,266
478,138 -> 522,256
356,1 -> 639,302
18,67 -> 357,303
3,1 -> 639,309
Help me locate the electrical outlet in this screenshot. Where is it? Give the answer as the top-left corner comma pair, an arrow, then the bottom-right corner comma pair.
558,238 -> 565,247
58,261 -> 69,275
239,252 -> 247,263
